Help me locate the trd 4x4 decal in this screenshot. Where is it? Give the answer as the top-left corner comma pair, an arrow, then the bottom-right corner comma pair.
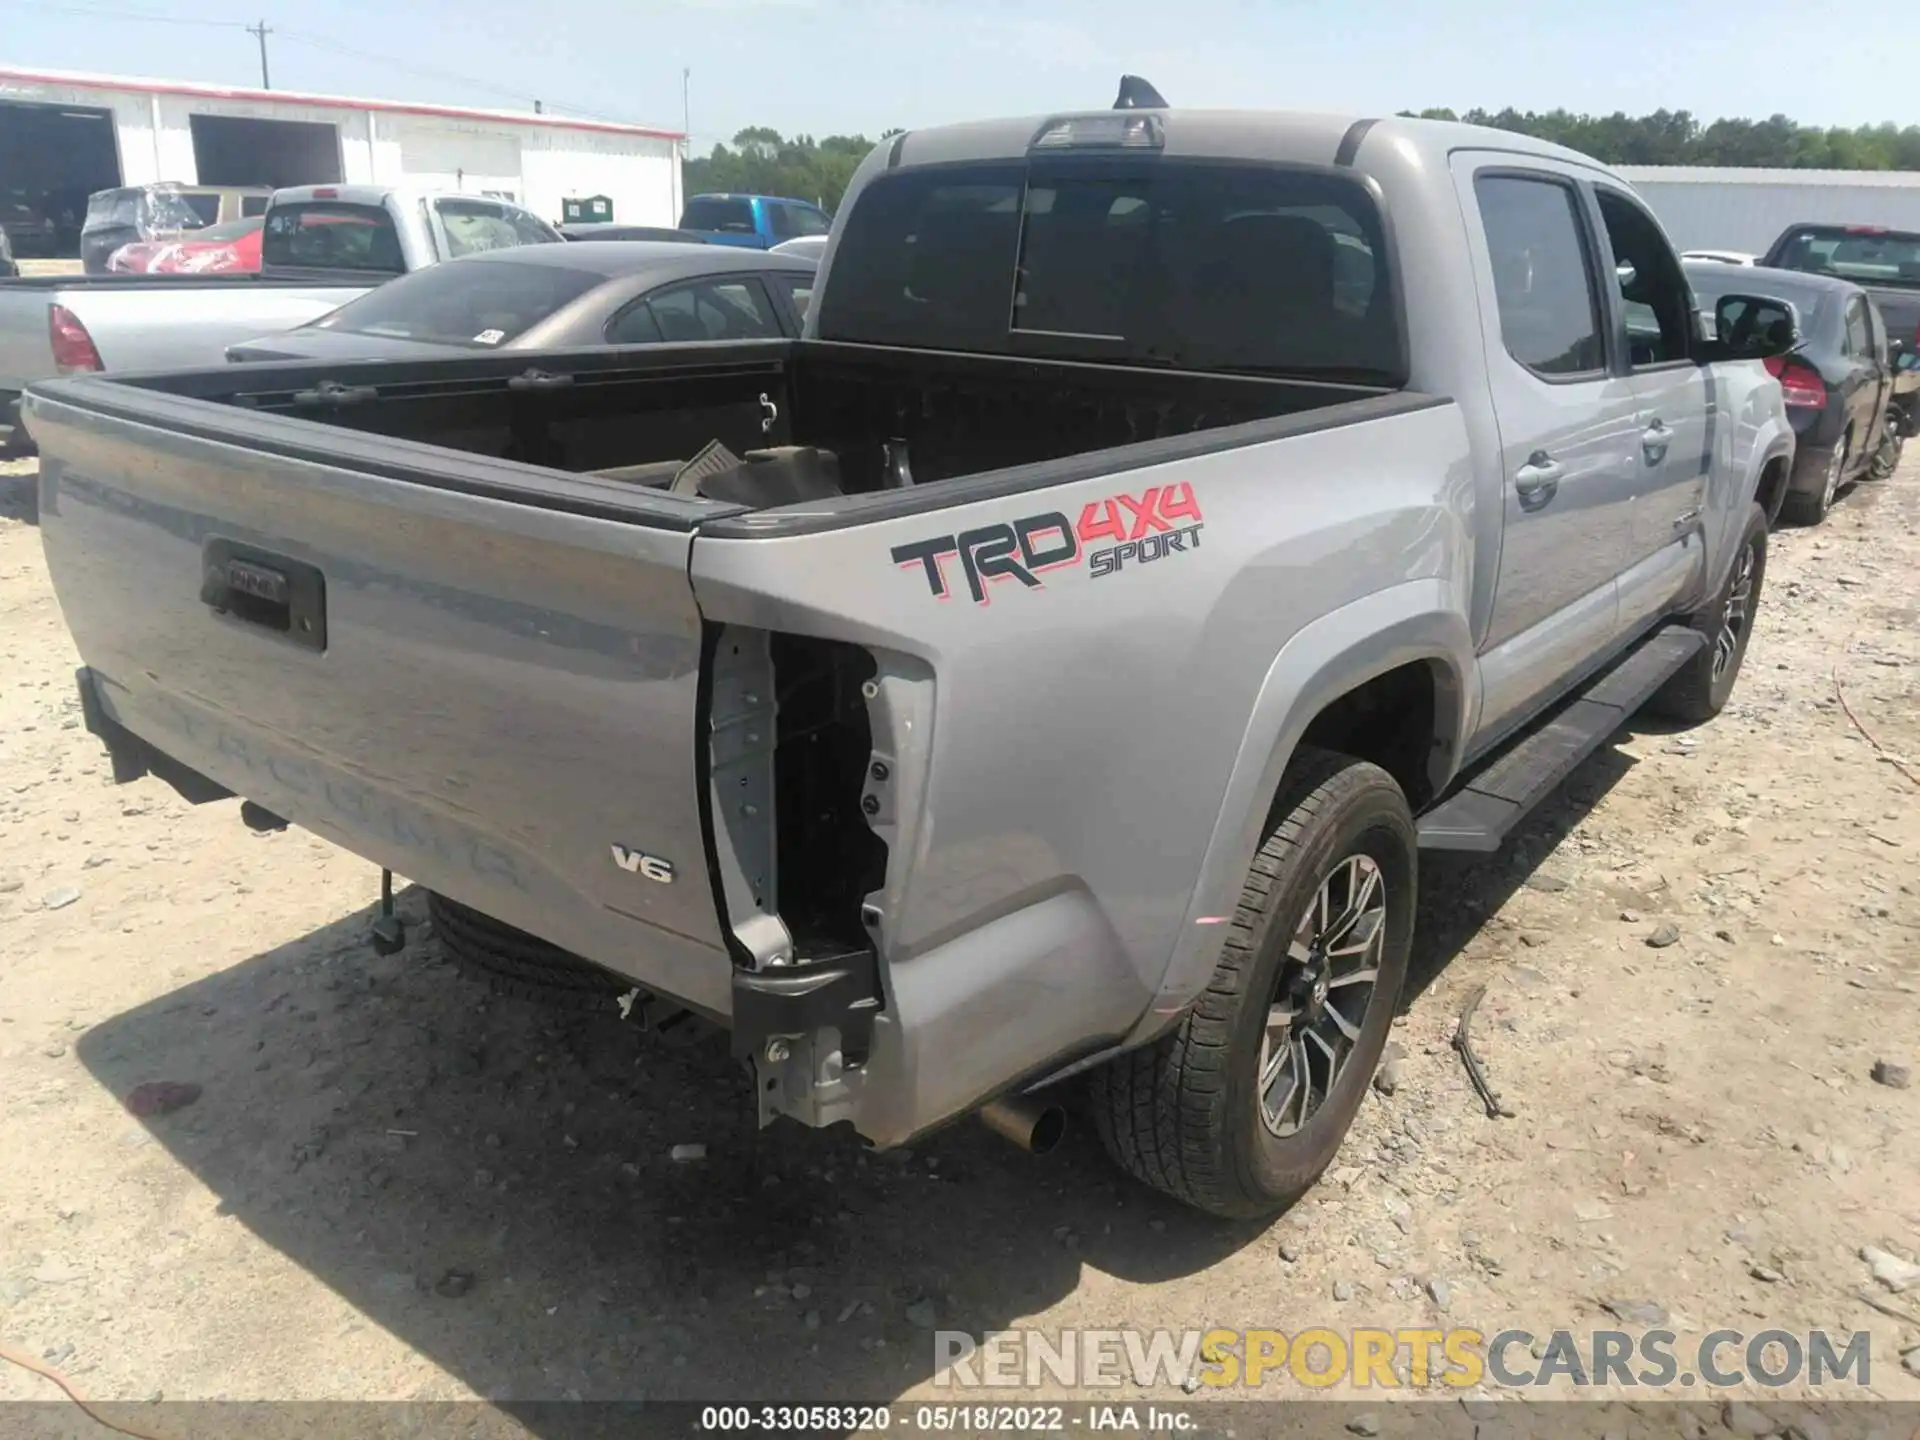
891,482 -> 1204,604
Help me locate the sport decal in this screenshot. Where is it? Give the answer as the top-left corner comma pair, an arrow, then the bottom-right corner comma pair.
890,482 -> 1205,604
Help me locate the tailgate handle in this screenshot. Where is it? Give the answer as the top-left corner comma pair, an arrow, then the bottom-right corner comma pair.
201,540 -> 327,653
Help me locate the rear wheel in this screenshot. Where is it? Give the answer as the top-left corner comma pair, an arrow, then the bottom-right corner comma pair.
428,893 -> 716,1043
429,892 -> 631,1011
1867,423 -> 1903,481
1090,748 -> 1414,1218
1783,432 -> 1848,525
1648,501 -> 1767,725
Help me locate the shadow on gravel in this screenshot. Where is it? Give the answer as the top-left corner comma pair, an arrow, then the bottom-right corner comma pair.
0,461 -> 38,525
1404,742 -> 1640,1006
74,724 -> 1661,1419
76,878 -> 1258,1418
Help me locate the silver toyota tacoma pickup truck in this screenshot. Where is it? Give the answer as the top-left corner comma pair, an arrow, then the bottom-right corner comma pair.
27,99 -> 1797,1218
0,185 -> 561,454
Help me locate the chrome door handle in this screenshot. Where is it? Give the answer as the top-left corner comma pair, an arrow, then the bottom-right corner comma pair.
1514,452 -> 1563,501
1674,508 -> 1701,530
1641,420 -> 1672,461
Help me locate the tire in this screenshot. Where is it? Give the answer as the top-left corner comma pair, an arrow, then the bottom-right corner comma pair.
1089,747 -> 1415,1219
1647,501 -> 1767,725
1782,431 -> 1848,525
429,892 -> 633,1012
1866,425 -> 1902,481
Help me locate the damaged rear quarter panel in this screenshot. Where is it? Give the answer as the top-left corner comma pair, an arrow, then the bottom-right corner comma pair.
688,398 -> 1474,1140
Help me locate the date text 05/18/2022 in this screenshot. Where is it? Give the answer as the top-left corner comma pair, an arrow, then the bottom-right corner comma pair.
891,483 -> 1205,605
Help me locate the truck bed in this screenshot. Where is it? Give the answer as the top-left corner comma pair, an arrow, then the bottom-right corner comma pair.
37,338 -> 1388,515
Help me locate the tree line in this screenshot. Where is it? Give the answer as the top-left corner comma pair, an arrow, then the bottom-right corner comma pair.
1402,107 -> 1920,171
686,110 -> 1920,217
683,127 -> 900,215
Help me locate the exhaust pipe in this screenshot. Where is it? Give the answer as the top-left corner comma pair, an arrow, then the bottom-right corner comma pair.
978,1094 -> 1067,1155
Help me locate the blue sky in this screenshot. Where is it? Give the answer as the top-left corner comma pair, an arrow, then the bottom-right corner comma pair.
7,0 -> 1917,148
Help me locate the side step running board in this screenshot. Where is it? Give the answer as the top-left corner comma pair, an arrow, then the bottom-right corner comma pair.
1417,627 -> 1704,853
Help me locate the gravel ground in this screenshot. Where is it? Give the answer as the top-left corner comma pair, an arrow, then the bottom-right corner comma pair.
0,449 -> 1916,1421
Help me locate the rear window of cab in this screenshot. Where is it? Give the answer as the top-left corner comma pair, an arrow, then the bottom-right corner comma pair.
815,160 -> 1404,385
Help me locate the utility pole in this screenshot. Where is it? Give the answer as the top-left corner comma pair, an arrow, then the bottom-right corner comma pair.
247,19 -> 272,90
682,67 -> 691,148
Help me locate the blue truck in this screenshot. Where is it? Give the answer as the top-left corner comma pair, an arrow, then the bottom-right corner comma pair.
676,192 -> 831,249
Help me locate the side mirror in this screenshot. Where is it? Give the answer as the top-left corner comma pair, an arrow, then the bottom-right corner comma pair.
1714,293 -> 1798,360
1615,259 -> 1638,290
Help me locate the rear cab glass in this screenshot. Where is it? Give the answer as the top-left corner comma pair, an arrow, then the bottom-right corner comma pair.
307,258 -> 603,347
814,159 -> 1405,384
263,202 -> 406,273
432,198 -> 562,259
1770,226 -> 1920,290
680,197 -> 757,234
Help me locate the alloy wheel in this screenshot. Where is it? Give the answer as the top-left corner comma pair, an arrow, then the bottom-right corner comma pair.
1713,540 -> 1756,682
1822,438 -> 1848,509
1258,854 -> 1386,1138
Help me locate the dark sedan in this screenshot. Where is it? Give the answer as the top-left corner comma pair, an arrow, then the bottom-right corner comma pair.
1686,259 -> 1901,525
226,242 -> 816,365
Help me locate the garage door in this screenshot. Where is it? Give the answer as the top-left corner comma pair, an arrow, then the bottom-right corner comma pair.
397,125 -> 523,202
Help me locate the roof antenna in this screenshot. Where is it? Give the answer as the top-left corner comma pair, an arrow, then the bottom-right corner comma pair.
1113,75 -> 1168,110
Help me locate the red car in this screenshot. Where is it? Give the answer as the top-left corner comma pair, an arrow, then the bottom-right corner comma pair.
107,216 -> 264,275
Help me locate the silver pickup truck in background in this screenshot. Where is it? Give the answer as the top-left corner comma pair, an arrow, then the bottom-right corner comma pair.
0,185 -> 562,453
29,97 -> 1797,1218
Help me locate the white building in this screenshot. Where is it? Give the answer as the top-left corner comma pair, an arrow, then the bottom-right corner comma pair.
0,64 -> 684,246
1618,165 -> 1920,255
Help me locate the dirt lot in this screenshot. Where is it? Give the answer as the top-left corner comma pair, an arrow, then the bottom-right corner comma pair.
1,450 -> 1917,1422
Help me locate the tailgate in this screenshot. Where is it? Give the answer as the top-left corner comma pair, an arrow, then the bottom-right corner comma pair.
0,283 -> 57,395
83,284 -> 368,374
32,387 -> 738,1017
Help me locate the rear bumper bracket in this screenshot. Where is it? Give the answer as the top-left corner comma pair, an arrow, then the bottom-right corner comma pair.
75,667 -> 232,805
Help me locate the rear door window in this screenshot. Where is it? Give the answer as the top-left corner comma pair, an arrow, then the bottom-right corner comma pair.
769,270 -> 814,324
787,204 -> 830,237
179,193 -> 221,227
608,276 -> 783,344
815,160 -> 1404,383
263,202 -> 406,273
1844,297 -> 1871,356
766,202 -> 800,241
1474,175 -> 1605,378
308,257 -> 603,347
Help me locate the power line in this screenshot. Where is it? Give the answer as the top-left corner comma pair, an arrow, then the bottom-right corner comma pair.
270,28 -> 646,126
4,1 -> 664,127
4,0 -> 245,27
